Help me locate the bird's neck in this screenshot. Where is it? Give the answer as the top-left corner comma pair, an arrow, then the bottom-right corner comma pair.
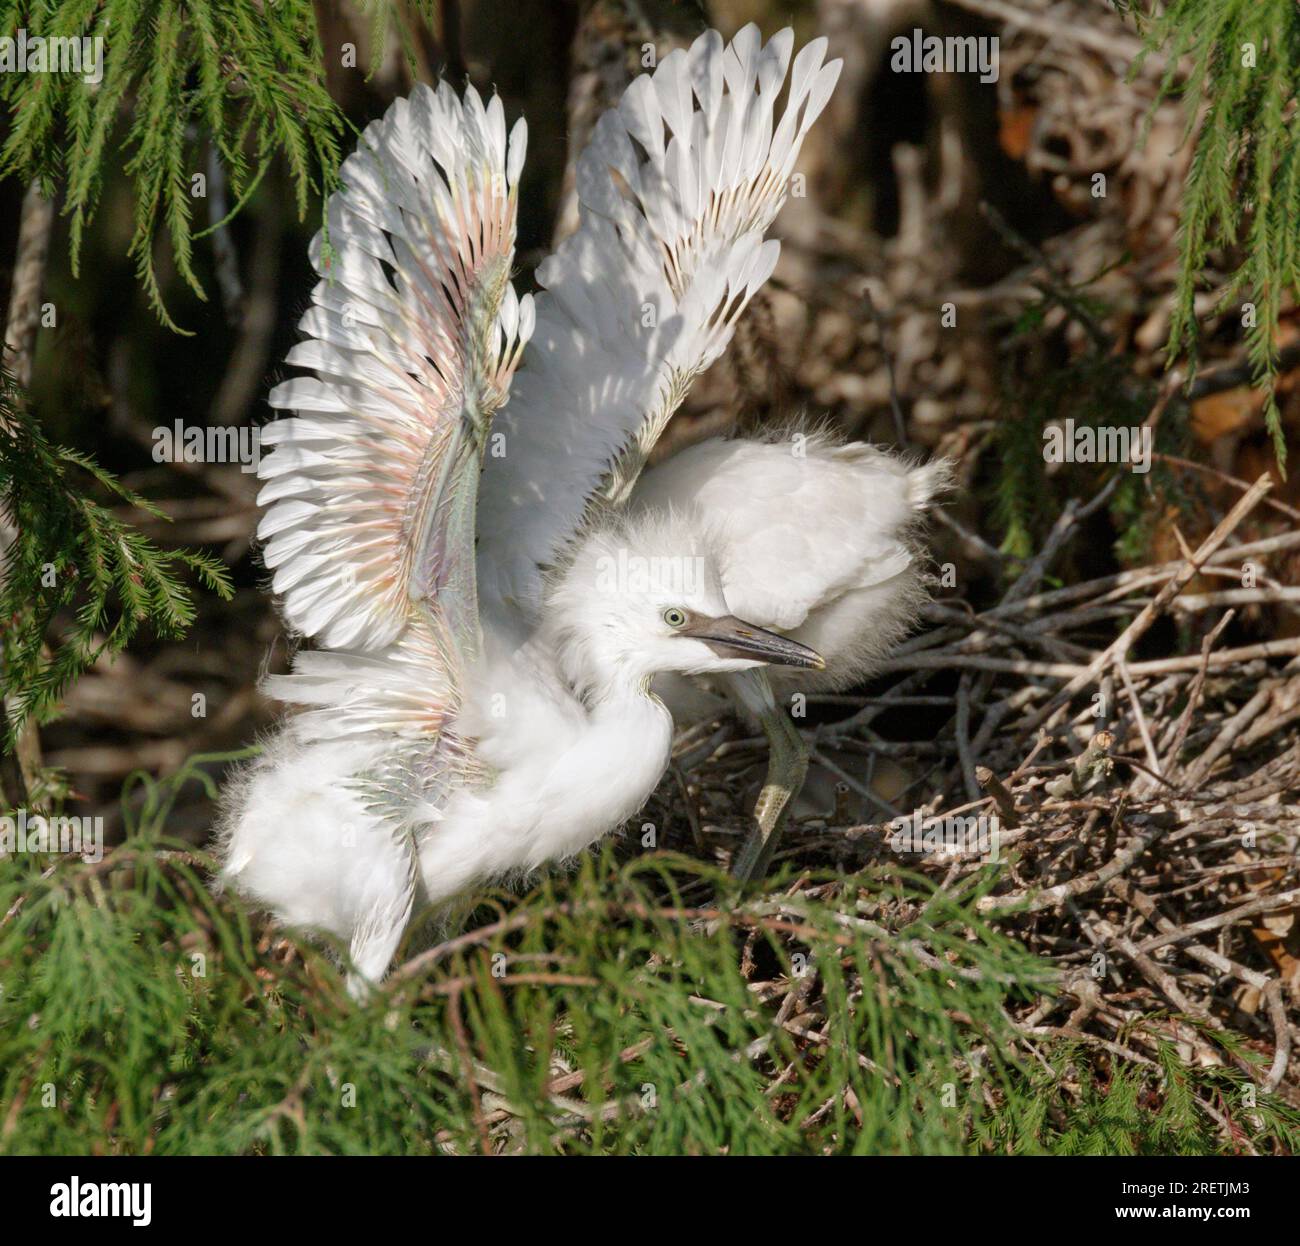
447,657 -> 673,880
583,675 -> 664,722
543,616 -> 653,708
528,630 -> 676,854
541,687 -> 673,861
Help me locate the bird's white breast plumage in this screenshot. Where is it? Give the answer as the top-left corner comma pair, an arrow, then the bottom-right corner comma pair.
419,655 -> 672,900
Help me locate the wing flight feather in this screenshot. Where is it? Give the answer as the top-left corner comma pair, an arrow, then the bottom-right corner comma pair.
477,25 -> 841,614
260,82 -> 533,656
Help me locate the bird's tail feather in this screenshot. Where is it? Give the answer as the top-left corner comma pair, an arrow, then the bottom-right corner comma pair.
215,731 -> 417,995
906,456 -> 956,511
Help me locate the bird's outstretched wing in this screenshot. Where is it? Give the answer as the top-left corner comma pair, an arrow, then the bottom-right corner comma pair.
259,82 -> 532,661
235,83 -> 530,987
477,24 -> 840,614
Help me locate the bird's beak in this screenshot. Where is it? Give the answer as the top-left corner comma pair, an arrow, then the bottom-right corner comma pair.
681,614 -> 825,670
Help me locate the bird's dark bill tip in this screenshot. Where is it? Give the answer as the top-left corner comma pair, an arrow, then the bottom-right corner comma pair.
683,614 -> 825,670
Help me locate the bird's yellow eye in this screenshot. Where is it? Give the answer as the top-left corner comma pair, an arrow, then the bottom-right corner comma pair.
663,607 -> 687,628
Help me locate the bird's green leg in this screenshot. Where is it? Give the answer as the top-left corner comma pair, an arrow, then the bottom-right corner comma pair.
730,673 -> 809,883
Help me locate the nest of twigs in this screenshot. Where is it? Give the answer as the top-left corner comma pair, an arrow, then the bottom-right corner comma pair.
660,469 -> 1300,1124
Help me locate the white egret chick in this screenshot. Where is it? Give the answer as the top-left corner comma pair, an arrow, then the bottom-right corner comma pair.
219,26 -> 845,989
633,429 -> 950,878
223,510 -> 820,989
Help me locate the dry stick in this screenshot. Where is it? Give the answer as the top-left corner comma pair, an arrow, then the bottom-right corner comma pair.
969,687 -> 1039,763
820,669 -> 931,737
1,185 -> 54,394
975,765 -> 1020,828
976,822 -> 1164,914
1087,913 -> 1226,1035
1011,477 -> 1121,605
1237,692 -> 1300,754
892,623 -> 965,658
1180,683 -> 1274,789
1154,608 -> 1232,795
1155,452 -> 1300,524
423,1041 -> 619,1140
1,183 -> 57,808
808,746 -> 901,821
945,0 -> 1157,67
987,529 -> 1300,623
1045,730 -> 1114,798
955,673 -> 980,802
1173,587 -> 1300,611
862,284 -> 908,447
932,507 -> 1006,564
1109,880 -> 1272,991
1022,475 -> 1274,733
1135,887 -> 1300,955
979,201 -> 1112,352
927,602 -> 1094,661
1129,639 -> 1300,676
964,478 -> 1118,763
1110,880 -> 1293,1092
1263,983 -> 1293,1094
1187,340 -> 1300,401
1116,658 -> 1161,780
881,639 -> 1300,679
670,762 -> 707,855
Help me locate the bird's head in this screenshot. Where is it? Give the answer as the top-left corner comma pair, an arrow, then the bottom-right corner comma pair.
544,508 -> 824,699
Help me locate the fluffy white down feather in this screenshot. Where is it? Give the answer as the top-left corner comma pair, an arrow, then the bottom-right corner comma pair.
217,734 -> 415,982
632,430 -> 950,710
218,510 -> 752,981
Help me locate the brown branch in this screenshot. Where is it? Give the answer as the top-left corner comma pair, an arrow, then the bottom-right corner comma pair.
1,182 -> 57,808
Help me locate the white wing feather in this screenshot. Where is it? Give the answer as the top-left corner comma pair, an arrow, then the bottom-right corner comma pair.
259,82 -> 532,656
477,25 -> 841,614
229,80 -> 537,977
